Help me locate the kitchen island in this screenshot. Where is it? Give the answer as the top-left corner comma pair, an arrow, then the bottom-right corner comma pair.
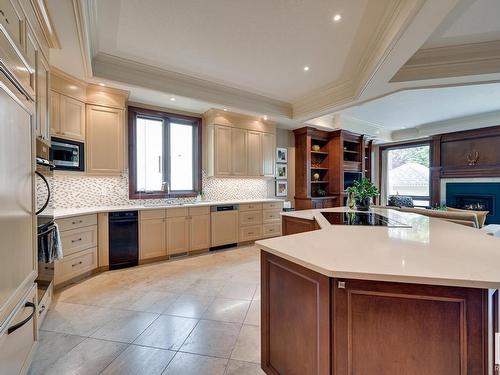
256,207 -> 500,375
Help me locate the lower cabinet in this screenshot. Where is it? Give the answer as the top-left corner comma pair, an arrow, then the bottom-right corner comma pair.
140,217 -> 167,260
166,216 -> 190,256
0,284 -> 38,375
54,247 -> 98,285
190,214 -> 211,251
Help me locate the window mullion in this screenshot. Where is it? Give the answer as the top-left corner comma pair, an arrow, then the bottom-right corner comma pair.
164,117 -> 171,197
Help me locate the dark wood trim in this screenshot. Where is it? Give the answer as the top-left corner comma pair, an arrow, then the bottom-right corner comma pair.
128,106 -> 202,199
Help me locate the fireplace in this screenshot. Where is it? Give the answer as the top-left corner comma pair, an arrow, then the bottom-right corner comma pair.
446,183 -> 500,224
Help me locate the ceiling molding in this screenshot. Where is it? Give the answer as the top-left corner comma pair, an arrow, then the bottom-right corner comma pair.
72,0 -> 95,78
392,40 -> 500,82
30,0 -> 61,48
291,0 -> 426,121
391,109 -> 500,141
92,53 -> 292,118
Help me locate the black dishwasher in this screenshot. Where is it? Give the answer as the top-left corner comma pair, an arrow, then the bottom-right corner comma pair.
109,211 -> 138,269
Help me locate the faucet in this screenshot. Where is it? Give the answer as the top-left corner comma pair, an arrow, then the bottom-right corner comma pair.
162,181 -> 173,204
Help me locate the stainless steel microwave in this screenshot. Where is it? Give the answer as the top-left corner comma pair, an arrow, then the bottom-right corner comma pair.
50,137 -> 85,171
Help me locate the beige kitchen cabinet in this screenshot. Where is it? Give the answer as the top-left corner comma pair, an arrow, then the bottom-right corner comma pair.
50,91 -> 85,141
211,210 -> 238,247
190,212 -> 211,251
214,125 -> 232,176
247,131 -> 262,176
231,128 -> 247,175
86,104 -> 124,175
140,217 -> 167,260
166,216 -> 190,255
262,132 -> 275,176
36,53 -> 50,142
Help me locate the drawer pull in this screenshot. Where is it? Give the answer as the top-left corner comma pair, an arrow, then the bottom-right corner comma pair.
269,229 -> 274,232
71,220 -> 83,225
72,261 -> 83,267
248,232 -> 254,235
39,305 -> 46,315
71,238 -> 82,243
248,217 -> 253,220
7,302 -> 35,335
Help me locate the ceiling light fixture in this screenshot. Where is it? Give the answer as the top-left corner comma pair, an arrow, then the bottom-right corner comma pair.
263,115 -> 268,121
223,108 -> 228,111
170,97 -> 176,101
303,66 -> 310,71
333,14 -> 342,22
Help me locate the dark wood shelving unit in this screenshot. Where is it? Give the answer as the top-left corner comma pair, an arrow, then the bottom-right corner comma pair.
294,127 -> 372,210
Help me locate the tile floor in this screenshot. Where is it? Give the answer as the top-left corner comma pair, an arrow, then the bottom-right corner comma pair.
29,245 -> 264,375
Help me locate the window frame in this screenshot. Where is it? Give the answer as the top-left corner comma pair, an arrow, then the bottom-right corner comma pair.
378,140 -> 433,207
128,106 -> 202,199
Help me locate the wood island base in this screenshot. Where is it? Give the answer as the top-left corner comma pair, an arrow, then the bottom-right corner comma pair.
261,250 -> 496,375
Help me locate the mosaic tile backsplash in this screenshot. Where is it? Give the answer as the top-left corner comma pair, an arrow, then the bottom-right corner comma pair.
36,171 -> 274,210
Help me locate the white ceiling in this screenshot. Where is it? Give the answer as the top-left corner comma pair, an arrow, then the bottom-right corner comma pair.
424,0 -> 500,48
95,0 -> 374,102
341,83 -> 500,131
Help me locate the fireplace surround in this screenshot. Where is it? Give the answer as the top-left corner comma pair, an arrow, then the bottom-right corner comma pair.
446,182 -> 499,224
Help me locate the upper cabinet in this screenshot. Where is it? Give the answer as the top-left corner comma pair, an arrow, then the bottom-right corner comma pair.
204,109 -> 276,178
50,91 -> 86,141
86,105 -> 124,175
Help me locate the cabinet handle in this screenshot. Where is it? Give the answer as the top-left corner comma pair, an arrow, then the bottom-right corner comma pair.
72,261 -> 83,267
71,238 -> 82,243
38,305 -> 46,315
7,302 -> 35,335
0,10 -> 9,24
248,232 -> 254,235
71,220 -> 83,225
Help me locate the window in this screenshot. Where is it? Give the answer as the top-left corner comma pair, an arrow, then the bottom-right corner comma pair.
128,107 -> 201,198
380,143 -> 431,207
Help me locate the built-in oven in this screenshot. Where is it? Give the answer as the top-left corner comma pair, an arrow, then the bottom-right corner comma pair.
50,137 -> 84,171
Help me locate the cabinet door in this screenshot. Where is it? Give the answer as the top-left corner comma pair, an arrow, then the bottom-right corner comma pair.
214,125 -> 232,175
247,131 -> 262,176
36,53 -> 50,141
166,217 -> 190,255
231,128 -> 247,175
211,211 -> 238,247
60,95 -> 85,141
49,91 -> 60,136
140,218 -> 166,260
190,214 -> 210,251
262,133 -> 275,176
86,105 -> 124,175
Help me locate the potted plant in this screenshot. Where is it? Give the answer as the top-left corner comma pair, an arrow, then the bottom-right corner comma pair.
347,178 -> 379,211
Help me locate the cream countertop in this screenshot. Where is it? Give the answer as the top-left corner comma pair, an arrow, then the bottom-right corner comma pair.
256,207 -> 500,289
47,198 -> 284,219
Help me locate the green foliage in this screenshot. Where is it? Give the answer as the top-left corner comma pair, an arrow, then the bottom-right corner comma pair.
349,178 -> 379,200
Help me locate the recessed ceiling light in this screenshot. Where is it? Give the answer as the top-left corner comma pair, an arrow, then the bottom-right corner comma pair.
263,115 -> 268,121
98,82 -> 105,86
223,108 -> 227,111
303,66 -> 310,72
333,14 -> 342,22
170,97 -> 176,101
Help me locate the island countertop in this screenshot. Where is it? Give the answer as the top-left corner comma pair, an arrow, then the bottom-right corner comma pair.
256,207 -> 500,289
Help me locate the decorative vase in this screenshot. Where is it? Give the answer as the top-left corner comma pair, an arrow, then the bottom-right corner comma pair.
312,144 -> 320,152
312,172 -> 320,181
356,197 -> 371,211
347,191 -> 356,210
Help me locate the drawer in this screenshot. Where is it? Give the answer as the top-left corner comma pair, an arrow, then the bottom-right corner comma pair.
239,203 -> 263,212
0,0 -> 24,50
239,225 -> 263,242
263,223 -> 281,237
0,284 -> 37,375
140,209 -> 165,220
263,209 -> 281,223
166,207 -> 189,218
189,206 -> 210,216
263,201 -> 283,210
55,247 -> 97,285
57,214 -> 97,232
60,225 -> 97,256
37,282 -> 53,328
239,210 -> 262,226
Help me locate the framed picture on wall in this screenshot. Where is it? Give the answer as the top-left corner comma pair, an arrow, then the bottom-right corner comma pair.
276,148 -> 287,163
276,164 -> 287,179
276,180 -> 288,197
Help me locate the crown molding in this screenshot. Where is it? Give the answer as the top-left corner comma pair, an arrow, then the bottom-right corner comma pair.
292,0 -> 426,121
92,53 -> 292,118
392,40 -> 500,82
391,109 -> 500,141
72,0 -> 95,78
30,0 -> 61,48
